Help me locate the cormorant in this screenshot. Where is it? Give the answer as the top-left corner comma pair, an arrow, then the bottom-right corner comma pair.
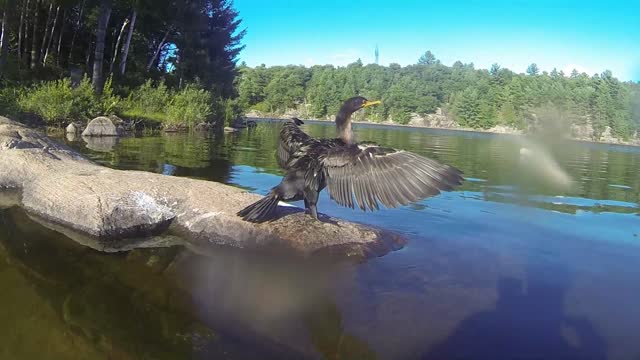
237,96 -> 463,222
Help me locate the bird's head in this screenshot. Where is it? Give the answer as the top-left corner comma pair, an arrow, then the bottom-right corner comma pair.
335,96 -> 381,144
341,96 -> 382,114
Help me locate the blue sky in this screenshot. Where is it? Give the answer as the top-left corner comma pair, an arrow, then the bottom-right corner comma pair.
234,0 -> 640,81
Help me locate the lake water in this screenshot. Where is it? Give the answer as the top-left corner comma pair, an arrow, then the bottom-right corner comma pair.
1,121 -> 639,359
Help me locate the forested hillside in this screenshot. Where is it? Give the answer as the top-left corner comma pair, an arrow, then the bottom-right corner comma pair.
238,52 -> 640,140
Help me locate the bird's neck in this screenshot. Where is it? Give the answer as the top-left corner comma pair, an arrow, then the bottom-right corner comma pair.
336,109 -> 354,144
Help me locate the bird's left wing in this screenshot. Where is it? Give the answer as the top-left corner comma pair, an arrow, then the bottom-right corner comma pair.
322,143 -> 463,211
277,118 -> 310,169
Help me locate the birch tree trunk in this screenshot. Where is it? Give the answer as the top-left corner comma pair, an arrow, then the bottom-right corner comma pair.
55,8 -> 64,65
91,0 -> 112,94
0,10 -> 7,56
17,0 -> 26,61
29,0 -> 40,69
22,0 -> 30,63
108,16 -> 128,75
118,8 -> 136,75
39,1 -> 53,62
42,4 -> 59,65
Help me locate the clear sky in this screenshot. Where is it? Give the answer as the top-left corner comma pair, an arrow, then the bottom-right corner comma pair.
233,0 -> 640,81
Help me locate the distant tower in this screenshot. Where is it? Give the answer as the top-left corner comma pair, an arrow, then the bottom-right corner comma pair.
374,45 -> 379,65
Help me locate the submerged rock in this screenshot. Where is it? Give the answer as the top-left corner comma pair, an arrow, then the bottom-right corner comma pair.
0,115 -> 405,260
194,122 -> 215,131
82,116 -> 118,137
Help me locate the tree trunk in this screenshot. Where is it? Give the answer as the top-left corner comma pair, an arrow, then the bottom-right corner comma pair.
55,8 -> 65,65
17,0 -> 26,62
22,0 -> 30,64
0,0 -> 15,61
118,8 -> 136,75
85,40 -> 92,73
29,0 -> 40,69
146,27 -> 170,72
0,8 -> 9,76
91,0 -> 112,94
39,1 -> 52,63
0,10 -> 7,57
108,16 -> 128,75
42,4 -> 59,65
67,0 -> 84,65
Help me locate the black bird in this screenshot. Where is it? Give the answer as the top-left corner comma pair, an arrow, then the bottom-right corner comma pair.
237,96 -> 464,222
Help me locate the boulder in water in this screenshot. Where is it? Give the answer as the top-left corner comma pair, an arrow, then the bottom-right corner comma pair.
82,116 -> 118,137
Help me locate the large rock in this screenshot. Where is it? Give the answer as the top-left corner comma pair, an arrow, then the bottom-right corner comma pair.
0,115 -> 405,259
81,116 -> 118,137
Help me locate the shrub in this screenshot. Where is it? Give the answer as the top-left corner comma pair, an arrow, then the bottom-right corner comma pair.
123,80 -> 170,115
18,78 -> 75,123
15,76 -> 121,124
392,110 -> 411,125
99,76 -> 122,116
166,85 -> 213,126
0,86 -> 21,117
71,77 -> 101,119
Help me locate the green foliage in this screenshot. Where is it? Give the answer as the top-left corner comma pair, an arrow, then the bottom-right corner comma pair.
13,76 -> 214,127
0,0 -> 244,124
392,111 -> 411,125
418,51 -> 439,65
166,85 -> 213,126
122,80 -> 214,127
15,76 -> 119,123
71,78 -> 102,120
216,98 -> 243,126
99,77 -> 122,116
0,85 -> 21,118
236,58 -> 639,140
18,78 -> 76,123
124,80 -> 171,115
452,88 -> 482,127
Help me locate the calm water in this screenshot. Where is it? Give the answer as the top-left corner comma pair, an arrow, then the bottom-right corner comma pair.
2,121 -> 639,360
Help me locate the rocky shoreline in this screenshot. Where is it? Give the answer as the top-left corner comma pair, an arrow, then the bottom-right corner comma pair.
246,111 -> 640,147
0,115 -> 406,260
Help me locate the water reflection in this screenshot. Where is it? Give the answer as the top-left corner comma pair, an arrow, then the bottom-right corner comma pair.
83,135 -> 119,152
55,122 -> 640,214
423,260 -> 607,360
0,204 -> 312,359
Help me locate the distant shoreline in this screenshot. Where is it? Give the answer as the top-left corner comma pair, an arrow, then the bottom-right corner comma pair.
247,116 -> 640,148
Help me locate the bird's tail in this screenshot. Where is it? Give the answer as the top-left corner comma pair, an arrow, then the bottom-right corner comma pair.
237,191 -> 280,223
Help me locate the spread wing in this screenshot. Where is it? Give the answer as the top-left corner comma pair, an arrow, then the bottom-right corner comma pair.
277,118 -> 311,169
322,143 -> 463,211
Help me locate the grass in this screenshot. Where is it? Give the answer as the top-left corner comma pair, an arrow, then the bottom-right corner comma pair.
3,77 -> 232,129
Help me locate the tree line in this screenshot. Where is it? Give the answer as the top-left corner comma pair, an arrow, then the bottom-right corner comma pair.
237,51 -> 640,139
0,0 -> 244,123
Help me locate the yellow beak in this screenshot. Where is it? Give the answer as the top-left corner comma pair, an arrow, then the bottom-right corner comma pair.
362,100 -> 382,108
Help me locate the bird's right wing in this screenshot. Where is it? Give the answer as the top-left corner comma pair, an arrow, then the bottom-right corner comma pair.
277,118 -> 311,168
322,143 -> 463,211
